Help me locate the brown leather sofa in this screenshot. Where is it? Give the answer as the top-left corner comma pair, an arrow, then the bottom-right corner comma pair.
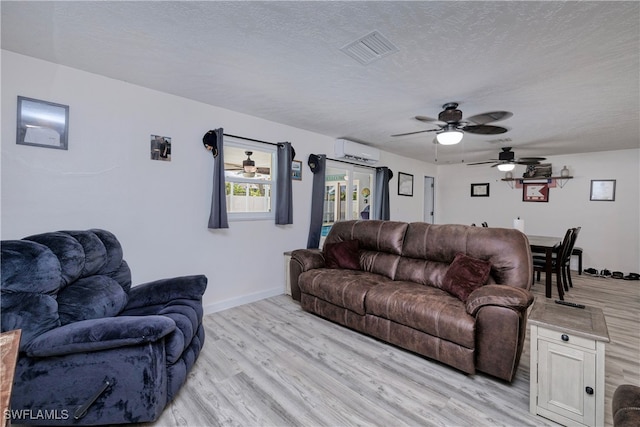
290,220 -> 534,382
613,384 -> 640,427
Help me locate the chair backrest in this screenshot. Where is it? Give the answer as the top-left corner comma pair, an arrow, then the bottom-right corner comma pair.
1,229 -> 133,350
563,226 -> 581,265
558,228 -> 576,265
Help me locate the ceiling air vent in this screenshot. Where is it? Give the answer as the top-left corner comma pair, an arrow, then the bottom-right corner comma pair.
340,31 -> 399,65
487,138 -> 513,144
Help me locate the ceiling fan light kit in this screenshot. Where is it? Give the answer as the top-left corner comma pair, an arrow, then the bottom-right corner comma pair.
497,163 -> 516,172
436,128 -> 464,145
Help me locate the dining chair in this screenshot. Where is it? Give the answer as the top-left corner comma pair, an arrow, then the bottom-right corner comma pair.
562,226 -> 581,288
533,227 -> 574,299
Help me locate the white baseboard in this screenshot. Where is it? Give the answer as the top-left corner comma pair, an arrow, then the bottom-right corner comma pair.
203,286 -> 284,315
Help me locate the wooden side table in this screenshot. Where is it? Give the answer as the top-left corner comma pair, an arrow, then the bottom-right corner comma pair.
1,330 -> 22,427
529,300 -> 609,427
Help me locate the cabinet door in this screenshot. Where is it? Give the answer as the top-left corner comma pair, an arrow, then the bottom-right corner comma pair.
538,339 -> 596,425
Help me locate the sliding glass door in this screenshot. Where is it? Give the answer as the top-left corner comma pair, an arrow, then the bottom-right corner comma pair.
321,161 -> 375,242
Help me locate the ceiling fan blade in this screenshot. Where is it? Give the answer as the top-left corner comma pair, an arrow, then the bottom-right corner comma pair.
414,115 -> 441,123
391,129 -> 438,137
518,157 -> 547,162
463,124 -> 509,135
466,161 -> 497,166
466,111 -> 513,125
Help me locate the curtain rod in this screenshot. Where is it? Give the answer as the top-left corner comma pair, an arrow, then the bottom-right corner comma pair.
326,156 -> 379,170
223,133 -> 281,147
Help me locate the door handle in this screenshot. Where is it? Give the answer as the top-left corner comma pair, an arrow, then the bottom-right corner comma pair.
585,386 -> 594,395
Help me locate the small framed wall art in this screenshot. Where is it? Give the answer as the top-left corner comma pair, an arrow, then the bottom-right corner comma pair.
523,182 -> 549,202
398,172 -> 414,196
150,135 -> 171,161
291,160 -> 302,180
471,183 -> 490,197
16,96 -> 69,150
590,179 -> 616,201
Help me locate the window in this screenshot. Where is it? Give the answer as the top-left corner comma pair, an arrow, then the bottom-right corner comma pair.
224,137 -> 276,221
322,161 -> 375,239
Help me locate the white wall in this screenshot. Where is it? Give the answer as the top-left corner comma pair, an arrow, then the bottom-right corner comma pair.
1,51 -> 433,312
436,150 -> 640,273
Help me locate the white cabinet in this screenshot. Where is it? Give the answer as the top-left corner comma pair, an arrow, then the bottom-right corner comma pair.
284,251 -> 292,296
529,300 -> 609,427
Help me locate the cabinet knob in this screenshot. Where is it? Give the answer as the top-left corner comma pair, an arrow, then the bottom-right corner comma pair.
561,334 -> 569,342
586,387 -> 594,395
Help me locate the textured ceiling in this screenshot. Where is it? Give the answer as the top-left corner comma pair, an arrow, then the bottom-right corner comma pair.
2,1 -> 639,165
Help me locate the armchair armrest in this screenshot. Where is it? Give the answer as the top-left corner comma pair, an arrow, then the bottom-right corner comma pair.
25,315 -> 176,357
125,274 -> 207,310
291,249 -> 325,272
466,285 -> 533,316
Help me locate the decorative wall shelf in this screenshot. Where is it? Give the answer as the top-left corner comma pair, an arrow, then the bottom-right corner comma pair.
502,176 -> 573,189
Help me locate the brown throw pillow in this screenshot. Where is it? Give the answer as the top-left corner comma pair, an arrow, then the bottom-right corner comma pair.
441,253 -> 492,302
323,239 -> 361,270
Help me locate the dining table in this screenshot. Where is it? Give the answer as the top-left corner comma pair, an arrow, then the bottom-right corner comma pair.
527,235 -> 562,299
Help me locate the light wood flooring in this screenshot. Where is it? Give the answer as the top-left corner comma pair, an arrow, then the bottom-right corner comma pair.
138,272 -> 639,427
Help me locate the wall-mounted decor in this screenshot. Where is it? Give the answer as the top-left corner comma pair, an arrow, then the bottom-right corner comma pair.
150,135 -> 171,161
523,182 -> 549,202
523,163 -> 552,178
291,160 -> 302,180
590,179 -> 616,201
16,96 -> 69,150
398,172 -> 413,196
471,183 -> 490,197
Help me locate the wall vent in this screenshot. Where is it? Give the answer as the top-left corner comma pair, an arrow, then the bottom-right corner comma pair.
340,31 -> 399,65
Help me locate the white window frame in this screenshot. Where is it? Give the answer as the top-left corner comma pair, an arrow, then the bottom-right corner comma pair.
224,137 -> 277,222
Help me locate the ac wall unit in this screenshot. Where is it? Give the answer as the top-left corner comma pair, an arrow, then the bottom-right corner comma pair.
334,139 -> 380,165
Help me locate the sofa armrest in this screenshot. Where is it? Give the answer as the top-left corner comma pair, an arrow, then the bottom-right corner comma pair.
466,285 -> 534,316
291,249 -> 325,271
125,274 -> 207,310
289,249 -> 324,302
24,315 -> 176,357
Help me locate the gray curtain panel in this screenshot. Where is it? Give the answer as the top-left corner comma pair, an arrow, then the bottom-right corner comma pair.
207,128 -> 229,229
306,154 -> 326,249
374,167 -> 392,220
275,142 -> 293,225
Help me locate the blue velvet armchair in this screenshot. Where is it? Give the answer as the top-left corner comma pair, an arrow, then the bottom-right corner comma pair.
1,229 -> 207,425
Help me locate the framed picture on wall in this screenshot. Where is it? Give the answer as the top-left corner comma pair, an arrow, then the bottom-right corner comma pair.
398,172 -> 413,196
590,179 -> 616,201
291,160 -> 302,180
523,182 -> 549,202
471,183 -> 490,197
16,96 -> 69,150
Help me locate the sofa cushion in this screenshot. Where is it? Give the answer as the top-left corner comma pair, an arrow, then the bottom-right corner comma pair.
441,253 -> 491,302
365,281 -> 475,348
57,275 -> 128,325
324,239 -> 360,270
324,220 -> 408,255
298,269 -> 390,315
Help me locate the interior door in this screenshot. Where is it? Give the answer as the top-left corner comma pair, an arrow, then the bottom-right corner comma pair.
424,176 -> 435,224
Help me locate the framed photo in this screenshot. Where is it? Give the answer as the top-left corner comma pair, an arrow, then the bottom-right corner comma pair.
471,183 -> 490,197
150,135 -> 171,161
16,96 -> 69,150
590,179 -> 616,201
291,160 -> 302,180
398,172 -> 413,197
523,182 -> 549,202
